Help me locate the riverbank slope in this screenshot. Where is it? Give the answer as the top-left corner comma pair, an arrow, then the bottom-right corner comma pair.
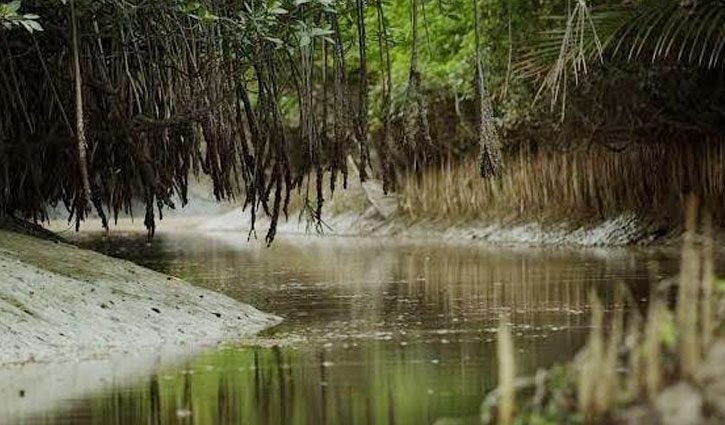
197,146 -> 725,246
0,229 -> 280,366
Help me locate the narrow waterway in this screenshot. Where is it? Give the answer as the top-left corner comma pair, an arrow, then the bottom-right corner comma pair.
9,232 -> 680,425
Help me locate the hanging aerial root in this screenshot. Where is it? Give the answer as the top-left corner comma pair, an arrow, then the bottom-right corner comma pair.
473,0 -> 503,178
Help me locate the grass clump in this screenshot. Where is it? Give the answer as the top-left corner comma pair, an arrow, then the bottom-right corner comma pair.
398,143 -> 725,229
497,320 -> 515,425
483,200 -> 724,424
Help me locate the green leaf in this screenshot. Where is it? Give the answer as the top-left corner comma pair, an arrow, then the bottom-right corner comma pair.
310,27 -> 333,36
200,9 -> 217,23
6,1 -> 21,14
659,312 -> 676,349
25,18 -> 42,31
716,277 -> 725,294
186,1 -> 202,12
265,36 -> 284,45
299,33 -> 311,47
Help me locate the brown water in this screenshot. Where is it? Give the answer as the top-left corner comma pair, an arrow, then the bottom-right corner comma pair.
7,232 -> 679,425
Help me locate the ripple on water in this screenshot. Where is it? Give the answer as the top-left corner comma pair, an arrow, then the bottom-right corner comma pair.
10,232 -> 681,425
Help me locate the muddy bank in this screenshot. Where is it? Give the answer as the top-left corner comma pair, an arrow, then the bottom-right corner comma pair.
192,162 -> 671,246
43,157 -> 689,247
0,229 -> 280,366
326,211 -> 657,246
197,203 -> 662,247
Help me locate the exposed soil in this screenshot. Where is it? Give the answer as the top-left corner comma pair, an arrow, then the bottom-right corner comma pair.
0,229 -> 280,366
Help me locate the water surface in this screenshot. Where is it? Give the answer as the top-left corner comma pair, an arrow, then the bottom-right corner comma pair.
9,232 -> 679,425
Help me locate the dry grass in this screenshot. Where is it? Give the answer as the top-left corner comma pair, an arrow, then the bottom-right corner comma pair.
677,197 -> 702,378
643,302 -> 667,398
488,202 -> 722,423
399,142 -> 725,227
576,292 -> 621,418
497,320 -> 515,425
573,203 -> 720,416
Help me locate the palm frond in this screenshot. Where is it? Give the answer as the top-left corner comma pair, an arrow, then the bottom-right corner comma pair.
520,0 -> 725,113
519,1 -> 631,114
617,0 -> 725,68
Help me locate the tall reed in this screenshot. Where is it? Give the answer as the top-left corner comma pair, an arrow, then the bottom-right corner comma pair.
484,204 -> 722,423
575,292 -> 620,418
577,204 -> 718,412
497,319 -> 515,425
399,142 -> 725,227
677,197 -> 701,377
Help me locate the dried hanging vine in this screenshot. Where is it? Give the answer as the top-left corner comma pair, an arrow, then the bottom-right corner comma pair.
69,0 -> 93,226
329,11 -> 351,193
0,0 -> 350,243
375,0 -> 396,193
354,0 -> 371,181
0,0 -> 506,242
473,0 -> 503,178
401,0 -> 434,174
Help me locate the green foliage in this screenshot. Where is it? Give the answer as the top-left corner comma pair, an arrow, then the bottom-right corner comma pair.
344,0 -> 554,131
0,1 -> 41,32
716,277 -> 725,294
1,0 -> 722,237
179,1 -> 219,23
659,310 -> 677,350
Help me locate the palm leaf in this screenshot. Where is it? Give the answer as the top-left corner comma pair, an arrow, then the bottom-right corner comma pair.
519,0 -> 725,113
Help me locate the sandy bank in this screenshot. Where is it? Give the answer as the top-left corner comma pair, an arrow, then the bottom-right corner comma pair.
0,229 -> 280,366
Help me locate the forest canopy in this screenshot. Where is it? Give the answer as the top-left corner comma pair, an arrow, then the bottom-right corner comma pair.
1,0 -> 723,242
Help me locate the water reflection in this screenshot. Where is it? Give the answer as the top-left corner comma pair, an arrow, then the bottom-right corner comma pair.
10,233 -> 679,425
